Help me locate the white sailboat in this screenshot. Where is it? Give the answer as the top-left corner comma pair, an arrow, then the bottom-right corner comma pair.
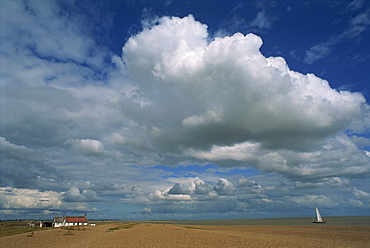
313,207 -> 326,223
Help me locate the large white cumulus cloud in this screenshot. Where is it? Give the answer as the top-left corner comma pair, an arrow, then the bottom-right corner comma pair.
119,15 -> 366,154
123,15 -> 208,82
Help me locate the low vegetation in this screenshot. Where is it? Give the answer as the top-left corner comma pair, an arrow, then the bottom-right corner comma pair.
0,220 -> 89,237
0,221 -> 41,237
181,226 -> 213,231
107,223 -> 137,232
63,230 -> 73,236
61,225 -> 86,231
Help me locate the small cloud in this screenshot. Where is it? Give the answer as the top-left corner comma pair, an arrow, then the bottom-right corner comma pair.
168,183 -> 188,195
213,179 -> 235,195
62,186 -> 105,202
65,139 -> 106,156
351,187 -> 370,198
289,195 -> 338,208
249,11 -> 273,30
289,50 -> 299,59
149,189 -> 192,201
347,0 -> 365,11
182,109 -> 223,127
238,176 -> 260,188
304,44 -> 331,64
142,208 -> 151,213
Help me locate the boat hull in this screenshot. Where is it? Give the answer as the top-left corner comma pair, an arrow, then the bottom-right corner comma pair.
313,221 -> 326,223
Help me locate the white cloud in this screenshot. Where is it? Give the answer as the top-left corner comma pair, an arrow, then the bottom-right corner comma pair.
288,195 -> 338,208
183,109 -> 224,127
139,178 -> 237,206
0,0 -> 109,67
351,187 -> 370,199
62,186 -> 105,202
122,15 -> 208,83
238,176 -> 260,189
167,183 -> 190,195
0,187 -> 62,209
65,139 -> 106,156
149,190 -> 192,201
213,179 -> 235,195
0,187 -> 99,219
120,16 -> 366,155
186,135 -> 369,181
185,142 -> 260,162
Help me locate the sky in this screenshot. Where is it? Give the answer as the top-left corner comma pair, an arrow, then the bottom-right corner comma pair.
0,0 -> 369,220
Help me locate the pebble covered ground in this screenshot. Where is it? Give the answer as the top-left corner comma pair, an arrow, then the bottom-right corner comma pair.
1,223 -> 369,247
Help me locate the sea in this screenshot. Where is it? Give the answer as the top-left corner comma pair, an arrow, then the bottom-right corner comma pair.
172,216 -> 370,226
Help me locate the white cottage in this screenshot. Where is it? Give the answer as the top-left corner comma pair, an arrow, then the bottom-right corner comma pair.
53,215 -> 88,227
64,216 -> 88,226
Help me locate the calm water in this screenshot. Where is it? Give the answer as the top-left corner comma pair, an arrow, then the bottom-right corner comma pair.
173,216 -> 370,226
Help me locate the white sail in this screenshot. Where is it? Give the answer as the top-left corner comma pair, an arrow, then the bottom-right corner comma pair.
315,207 -> 323,222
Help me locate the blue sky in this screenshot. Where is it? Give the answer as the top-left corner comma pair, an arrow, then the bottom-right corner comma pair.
0,0 -> 369,220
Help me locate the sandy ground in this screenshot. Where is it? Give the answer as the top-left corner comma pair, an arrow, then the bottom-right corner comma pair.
1,223 -> 369,248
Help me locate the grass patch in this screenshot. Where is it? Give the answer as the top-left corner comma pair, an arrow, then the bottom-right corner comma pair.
0,221 -> 43,237
61,226 -> 86,231
63,230 -> 74,236
181,226 -> 213,231
136,220 -> 174,224
107,223 -> 137,232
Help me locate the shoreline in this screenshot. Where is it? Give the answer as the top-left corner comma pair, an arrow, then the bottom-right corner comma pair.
1,222 -> 369,248
95,215 -> 370,227
170,215 -> 370,226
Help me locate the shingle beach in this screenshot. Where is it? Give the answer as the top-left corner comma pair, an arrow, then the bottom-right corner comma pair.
1,223 -> 369,248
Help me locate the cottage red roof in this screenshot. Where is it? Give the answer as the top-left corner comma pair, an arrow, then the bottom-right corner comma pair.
65,217 -> 87,223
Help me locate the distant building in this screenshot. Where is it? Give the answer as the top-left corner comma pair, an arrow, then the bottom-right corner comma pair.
64,216 -> 88,226
53,214 -> 88,227
45,221 -> 53,227
53,217 -> 65,227
37,221 -> 53,227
